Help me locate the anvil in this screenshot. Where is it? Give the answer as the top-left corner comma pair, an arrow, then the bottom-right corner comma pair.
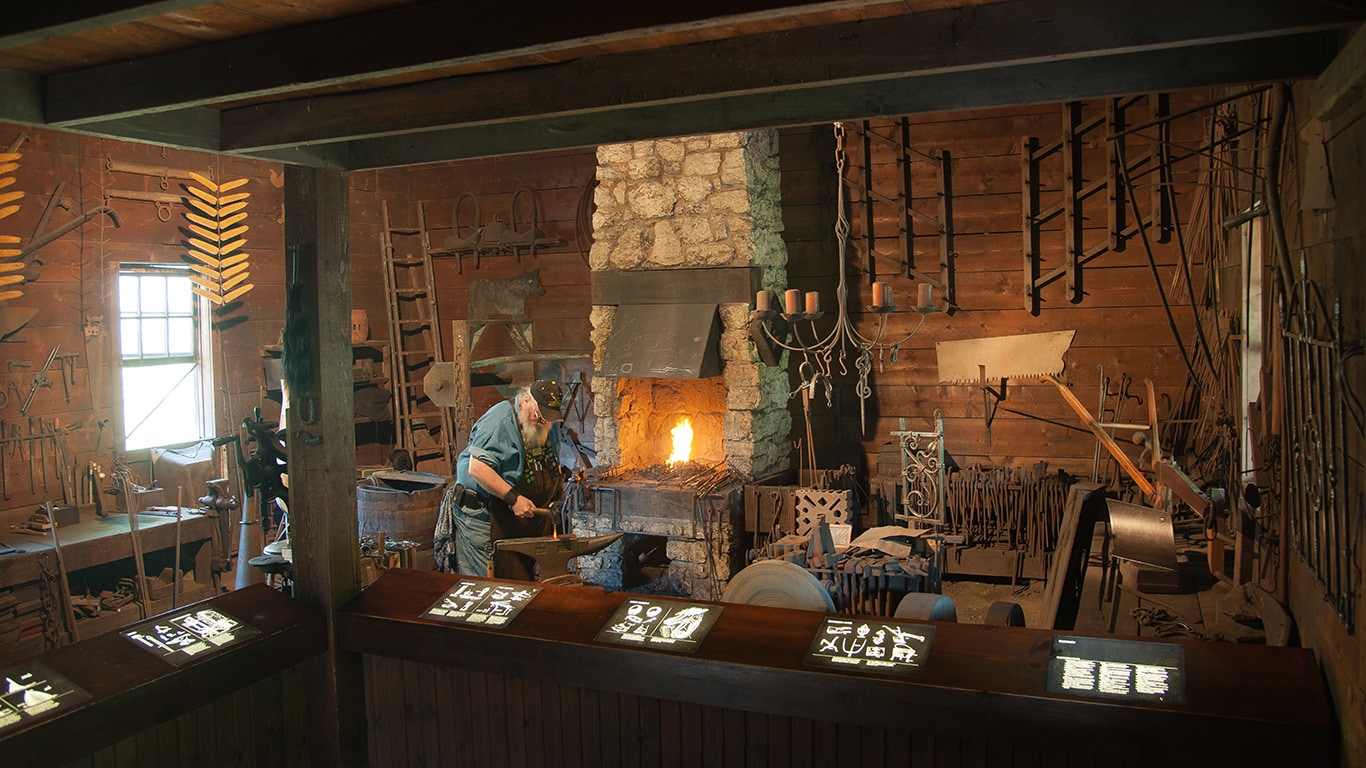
493,533 -> 622,584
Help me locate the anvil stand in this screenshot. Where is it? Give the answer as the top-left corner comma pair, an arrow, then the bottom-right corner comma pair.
491,533 -> 624,586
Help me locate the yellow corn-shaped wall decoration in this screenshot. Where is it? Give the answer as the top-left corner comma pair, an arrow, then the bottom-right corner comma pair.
0,151 -> 25,303
185,171 -> 254,305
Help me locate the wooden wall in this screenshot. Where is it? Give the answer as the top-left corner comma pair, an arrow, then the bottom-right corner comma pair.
348,150 -> 599,454
0,122 -> 284,536
0,93 -> 1269,509
0,125 -> 597,525
779,95 -> 1206,487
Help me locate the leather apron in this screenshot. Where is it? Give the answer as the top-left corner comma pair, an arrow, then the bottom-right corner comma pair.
488,442 -> 560,580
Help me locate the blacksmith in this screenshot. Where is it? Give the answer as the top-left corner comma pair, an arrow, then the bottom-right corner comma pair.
435,379 -> 566,579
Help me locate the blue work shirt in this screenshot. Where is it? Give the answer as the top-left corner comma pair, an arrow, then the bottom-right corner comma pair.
455,397 -> 561,499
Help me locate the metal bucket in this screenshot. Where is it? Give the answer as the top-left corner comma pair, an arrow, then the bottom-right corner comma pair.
356,470 -> 448,550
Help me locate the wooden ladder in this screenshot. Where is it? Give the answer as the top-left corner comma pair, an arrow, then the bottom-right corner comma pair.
380,201 -> 455,475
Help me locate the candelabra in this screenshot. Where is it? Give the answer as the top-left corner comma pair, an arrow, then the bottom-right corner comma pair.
749,122 -> 938,435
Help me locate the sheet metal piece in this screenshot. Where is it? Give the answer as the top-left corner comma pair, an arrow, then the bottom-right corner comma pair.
1106,499 -> 1178,572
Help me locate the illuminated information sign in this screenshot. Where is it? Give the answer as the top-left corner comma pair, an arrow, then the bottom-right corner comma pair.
595,598 -> 723,653
0,663 -> 90,732
423,580 -> 541,628
1047,635 -> 1185,704
122,607 -> 260,666
803,617 -> 935,677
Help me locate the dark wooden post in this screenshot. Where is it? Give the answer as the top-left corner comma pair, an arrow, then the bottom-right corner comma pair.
282,166 -> 367,766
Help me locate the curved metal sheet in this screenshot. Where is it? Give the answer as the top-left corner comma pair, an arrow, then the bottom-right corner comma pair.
1106,499 -> 1178,572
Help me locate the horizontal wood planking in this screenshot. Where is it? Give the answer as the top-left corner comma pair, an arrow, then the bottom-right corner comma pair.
779,100 -> 1205,479
0,122 -> 287,524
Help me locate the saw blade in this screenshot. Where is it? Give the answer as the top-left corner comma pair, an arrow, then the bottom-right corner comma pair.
935,330 -> 1075,384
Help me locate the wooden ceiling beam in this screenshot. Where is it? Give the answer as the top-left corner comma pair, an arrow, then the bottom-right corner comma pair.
231,33 -> 1339,170
43,0 -> 886,125
0,1 -> 205,51
217,0 -> 1362,154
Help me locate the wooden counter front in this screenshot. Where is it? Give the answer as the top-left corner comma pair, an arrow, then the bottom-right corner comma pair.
0,583 -> 326,766
340,568 -> 1335,768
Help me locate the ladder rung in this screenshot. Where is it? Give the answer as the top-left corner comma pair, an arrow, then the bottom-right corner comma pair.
394,289 -> 428,296
390,227 -> 420,235
400,350 -> 435,357
391,258 -> 425,266
397,319 -> 431,326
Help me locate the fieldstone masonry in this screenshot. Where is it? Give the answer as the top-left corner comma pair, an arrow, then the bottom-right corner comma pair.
575,131 -> 794,598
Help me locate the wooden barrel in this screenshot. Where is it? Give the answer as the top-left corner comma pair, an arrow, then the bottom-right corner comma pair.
356,470 -> 448,550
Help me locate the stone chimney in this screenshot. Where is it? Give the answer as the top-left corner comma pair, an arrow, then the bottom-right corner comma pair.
588,130 -> 793,479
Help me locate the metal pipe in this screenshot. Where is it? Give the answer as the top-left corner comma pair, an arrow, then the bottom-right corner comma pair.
46,501 -> 79,643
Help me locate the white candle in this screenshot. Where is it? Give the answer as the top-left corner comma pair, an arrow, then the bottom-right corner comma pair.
872,282 -> 887,307
785,289 -> 803,315
755,289 -> 772,312
805,291 -> 820,314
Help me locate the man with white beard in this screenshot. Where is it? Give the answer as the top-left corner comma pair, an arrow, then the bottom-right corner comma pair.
442,380 -> 566,579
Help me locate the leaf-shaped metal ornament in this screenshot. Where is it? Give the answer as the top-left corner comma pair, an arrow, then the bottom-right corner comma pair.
183,174 -> 253,306
0,153 -> 23,303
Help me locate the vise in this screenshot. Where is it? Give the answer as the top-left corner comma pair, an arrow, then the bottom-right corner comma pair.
492,533 -> 622,585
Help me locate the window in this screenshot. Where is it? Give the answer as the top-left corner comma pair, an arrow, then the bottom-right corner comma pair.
119,265 -> 214,450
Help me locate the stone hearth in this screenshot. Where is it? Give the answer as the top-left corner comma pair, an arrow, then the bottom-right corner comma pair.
573,130 -> 793,599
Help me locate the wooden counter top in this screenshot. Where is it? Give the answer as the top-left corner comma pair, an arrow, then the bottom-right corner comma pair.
340,568 -> 1336,766
0,583 -> 325,765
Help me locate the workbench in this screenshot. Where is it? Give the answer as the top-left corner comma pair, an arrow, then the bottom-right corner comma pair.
0,512 -> 218,664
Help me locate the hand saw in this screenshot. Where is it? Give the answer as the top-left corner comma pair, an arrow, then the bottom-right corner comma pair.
935,330 -> 1076,383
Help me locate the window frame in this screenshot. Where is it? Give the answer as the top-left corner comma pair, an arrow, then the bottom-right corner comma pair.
117,263 -> 216,451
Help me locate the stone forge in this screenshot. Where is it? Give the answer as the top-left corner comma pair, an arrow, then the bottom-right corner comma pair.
574,131 -> 794,599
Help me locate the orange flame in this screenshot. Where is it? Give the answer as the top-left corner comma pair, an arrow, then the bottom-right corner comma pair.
667,418 -> 693,465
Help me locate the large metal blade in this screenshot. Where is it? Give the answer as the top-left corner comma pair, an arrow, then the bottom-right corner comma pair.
935,330 -> 1075,384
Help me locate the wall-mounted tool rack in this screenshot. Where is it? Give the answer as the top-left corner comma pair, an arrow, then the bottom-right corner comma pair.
1021,96 -> 1172,315
102,157 -> 213,221
423,189 -> 568,273
105,157 -> 211,190
849,118 -> 955,311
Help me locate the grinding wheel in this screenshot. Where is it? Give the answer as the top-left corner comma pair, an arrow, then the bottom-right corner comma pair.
721,560 -> 835,612
983,600 -> 1026,627
893,592 -> 958,622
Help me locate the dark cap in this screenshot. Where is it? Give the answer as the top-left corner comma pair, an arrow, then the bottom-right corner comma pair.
530,379 -> 565,422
